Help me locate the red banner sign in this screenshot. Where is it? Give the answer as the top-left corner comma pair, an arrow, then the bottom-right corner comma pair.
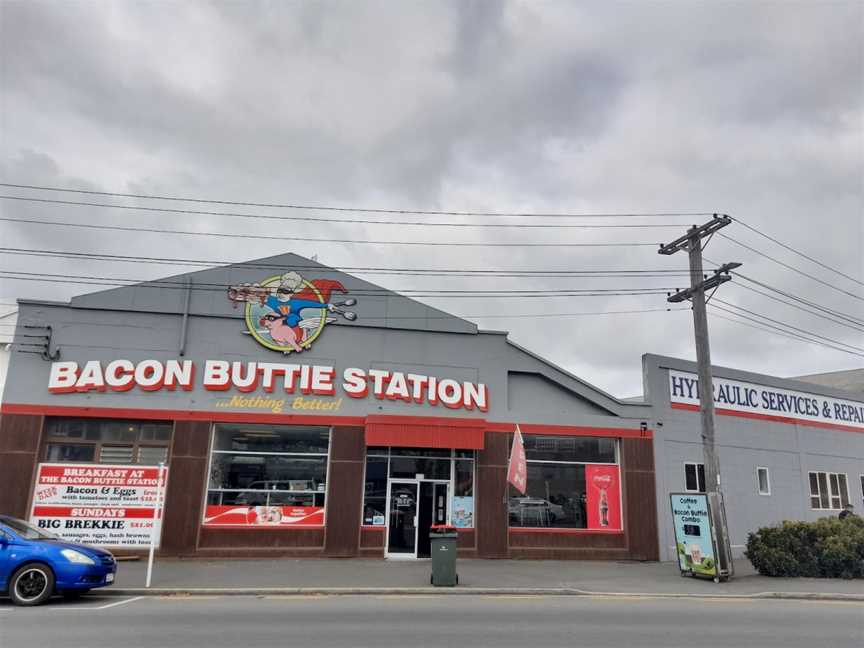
203,505 -> 324,527
586,465 -> 622,530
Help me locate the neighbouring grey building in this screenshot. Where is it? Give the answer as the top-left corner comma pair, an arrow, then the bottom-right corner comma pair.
643,354 -> 864,561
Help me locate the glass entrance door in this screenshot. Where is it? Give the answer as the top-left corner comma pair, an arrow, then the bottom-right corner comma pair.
386,481 -> 419,557
417,482 -> 449,558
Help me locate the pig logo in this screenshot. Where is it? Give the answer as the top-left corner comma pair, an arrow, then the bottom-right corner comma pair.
227,272 -> 357,353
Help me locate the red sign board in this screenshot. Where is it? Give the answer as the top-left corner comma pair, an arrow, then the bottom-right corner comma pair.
203,505 -> 324,527
586,465 -> 622,530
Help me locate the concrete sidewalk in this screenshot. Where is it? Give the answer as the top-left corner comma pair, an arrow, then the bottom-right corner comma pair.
107,558 -> 864,601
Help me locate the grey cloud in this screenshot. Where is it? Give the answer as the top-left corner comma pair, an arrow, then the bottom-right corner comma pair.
1,0 -> 862,397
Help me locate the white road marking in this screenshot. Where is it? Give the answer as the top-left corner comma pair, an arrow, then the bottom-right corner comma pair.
49,596 -> 144,611
89,596 -> 144,610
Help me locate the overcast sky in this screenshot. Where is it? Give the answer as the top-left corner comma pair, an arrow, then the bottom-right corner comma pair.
1,1 -> 862,397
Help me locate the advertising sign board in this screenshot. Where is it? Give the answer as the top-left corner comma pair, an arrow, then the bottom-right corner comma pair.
29,463 -> 168,548
203,505 -> 324,527
669,493 -> 718,578
586,465 -> 622,531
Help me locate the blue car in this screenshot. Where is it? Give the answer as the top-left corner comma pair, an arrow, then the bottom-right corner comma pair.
0,515 -> 117,606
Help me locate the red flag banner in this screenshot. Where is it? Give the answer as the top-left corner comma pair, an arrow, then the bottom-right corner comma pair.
507,425 -> 528,495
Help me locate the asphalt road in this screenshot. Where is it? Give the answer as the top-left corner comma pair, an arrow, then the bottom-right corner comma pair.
1,594 -> 861,648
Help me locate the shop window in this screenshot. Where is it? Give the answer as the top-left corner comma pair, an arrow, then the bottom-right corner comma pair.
389,456 -> 452,480
46,443 -> 95,463
453,460 -> 475,528
138,446 -> 170,465
362,457 -> 388,525
204,424 -> 330,526
42,418 -> 172,465
523,436 -> 616,464
509,434 -> 621,530
756,467 -> 771,496
809,471 -> 849,510
684,462 -> 706,493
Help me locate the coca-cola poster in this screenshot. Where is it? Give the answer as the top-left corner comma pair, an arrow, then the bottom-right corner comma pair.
29,463 -> 168,547
585,465 -> 622,531
203,505 -> 324,527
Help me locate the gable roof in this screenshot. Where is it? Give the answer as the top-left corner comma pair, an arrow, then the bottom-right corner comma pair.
56,252 -> 479,335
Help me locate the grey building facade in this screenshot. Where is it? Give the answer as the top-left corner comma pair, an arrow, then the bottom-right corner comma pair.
0,253 -> 658,560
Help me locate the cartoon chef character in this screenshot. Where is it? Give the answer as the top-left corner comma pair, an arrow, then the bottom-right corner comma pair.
264,272 -> 335,328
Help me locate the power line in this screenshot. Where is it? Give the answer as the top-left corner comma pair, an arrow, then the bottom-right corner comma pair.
0,270 -> 670,297
717,234 -> 864,303
0,182 -> 713,220
708,307 -> 864,359
0,246 -> 695,277
730,281 -> 864,334
0,276 -> 667,299
0,307 -> 688,328
0,195 -> 686,230
0,215 -> 661,248
704,254 -> 864,326
712,298 -> 864,354
731,272 -> 864,327
729,215 -> 864,287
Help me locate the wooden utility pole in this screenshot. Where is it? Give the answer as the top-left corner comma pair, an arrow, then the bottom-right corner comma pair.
660,214 -> 740,581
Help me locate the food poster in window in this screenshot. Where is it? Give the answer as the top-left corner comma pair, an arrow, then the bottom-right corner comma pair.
451,496 -> 474,528
29,463 -> 169,548
585,465 -> 622,530
203,505 -> 325,527
669,493 -> 717,577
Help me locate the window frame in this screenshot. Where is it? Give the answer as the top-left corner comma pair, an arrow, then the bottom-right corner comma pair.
756,466 -> 771,496
684,462 -> 706,493
808,471 -> 850,510
41,418 -> 172,466
507,434 -> 622,531
203,423 -> 333,524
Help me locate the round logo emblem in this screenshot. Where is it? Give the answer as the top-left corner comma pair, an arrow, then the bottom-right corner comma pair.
227,272 -> 356,354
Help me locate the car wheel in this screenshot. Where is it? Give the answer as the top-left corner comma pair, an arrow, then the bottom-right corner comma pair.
62,589 -> 91,599
10,564 -> 55,606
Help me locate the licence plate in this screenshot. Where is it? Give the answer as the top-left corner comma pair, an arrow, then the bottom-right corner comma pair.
105,573 -> 115,584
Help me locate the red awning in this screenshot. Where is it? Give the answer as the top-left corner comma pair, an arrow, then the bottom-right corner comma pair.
365,416 -> 486,450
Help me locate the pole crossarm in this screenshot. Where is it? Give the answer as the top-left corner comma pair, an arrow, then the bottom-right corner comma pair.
667,273 -> 731,303
657,214 -> 731,255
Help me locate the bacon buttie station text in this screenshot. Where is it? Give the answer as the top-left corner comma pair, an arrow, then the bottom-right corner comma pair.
47,360 -> 489,412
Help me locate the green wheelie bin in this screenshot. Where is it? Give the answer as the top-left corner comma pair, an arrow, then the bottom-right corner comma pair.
430,524 -> 459,587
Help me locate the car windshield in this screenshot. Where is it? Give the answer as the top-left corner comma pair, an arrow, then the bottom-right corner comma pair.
0,517 -> 60,540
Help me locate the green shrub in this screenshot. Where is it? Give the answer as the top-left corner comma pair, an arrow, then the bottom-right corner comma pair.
745,516 -> 864,578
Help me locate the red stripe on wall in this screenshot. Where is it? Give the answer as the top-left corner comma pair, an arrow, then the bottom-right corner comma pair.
0,403 -> 367,426
0,403 -> 651,439
670,402 -> 864,434
509,528 -> 625,535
